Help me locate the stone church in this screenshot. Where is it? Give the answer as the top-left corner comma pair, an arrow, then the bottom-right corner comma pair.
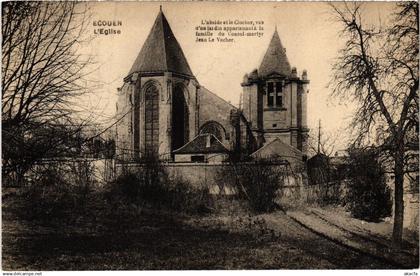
115,9 -> 309,164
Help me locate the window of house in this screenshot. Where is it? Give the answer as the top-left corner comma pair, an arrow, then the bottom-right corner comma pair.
267,82 -> 274,106
191,155 -> 205,163
276,82 -> 283,107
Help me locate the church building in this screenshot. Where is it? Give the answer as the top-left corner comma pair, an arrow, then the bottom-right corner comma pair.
115,8 -> 309,164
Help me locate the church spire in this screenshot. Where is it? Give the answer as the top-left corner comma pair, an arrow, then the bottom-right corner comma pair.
127,8 -> 194,78
258,28 -> 291,78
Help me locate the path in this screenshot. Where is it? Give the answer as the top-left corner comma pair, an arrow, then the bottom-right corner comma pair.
282,208 -> 418,269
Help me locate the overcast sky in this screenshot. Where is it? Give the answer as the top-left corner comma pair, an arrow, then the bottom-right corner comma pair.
83,2 -> 395,150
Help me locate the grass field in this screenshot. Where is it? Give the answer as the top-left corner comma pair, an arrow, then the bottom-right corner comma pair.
2,188 -> 415,270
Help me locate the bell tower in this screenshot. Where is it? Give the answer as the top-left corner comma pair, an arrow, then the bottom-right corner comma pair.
241,28 -> 309,154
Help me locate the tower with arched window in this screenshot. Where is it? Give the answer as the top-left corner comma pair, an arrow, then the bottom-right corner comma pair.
115,8 -> 199,160
241,29 -> 309,155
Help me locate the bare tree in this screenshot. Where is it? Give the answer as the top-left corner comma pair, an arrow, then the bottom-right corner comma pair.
307,120 -> 339,157
329,2 -> 418,247
2,2 -> 93,182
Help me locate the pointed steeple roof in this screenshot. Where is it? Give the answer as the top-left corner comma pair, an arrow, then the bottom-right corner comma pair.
259,29 -> 291,77
127,9 -> 193,78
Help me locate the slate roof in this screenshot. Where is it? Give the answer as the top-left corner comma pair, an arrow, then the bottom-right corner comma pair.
258,29 -> 292,78
173,134 -> 229,154
199,86 -> 238,110
251,137 -> 302,160
127,9 -> 193,78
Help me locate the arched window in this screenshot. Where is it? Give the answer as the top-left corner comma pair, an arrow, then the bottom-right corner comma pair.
172,85 -> 189,151
199,121 -> 225,141
144,85 -> 159,155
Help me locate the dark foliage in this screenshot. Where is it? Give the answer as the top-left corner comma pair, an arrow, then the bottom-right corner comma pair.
19,161 -> 95,222
87,138 -> 116,159
307,154 -> 331,185
345,149 -> 392,222
167,178 -> 214,214
105,158 -> 213,214
235,159 -> 286,213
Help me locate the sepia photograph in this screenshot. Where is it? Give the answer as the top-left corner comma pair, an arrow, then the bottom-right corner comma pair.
2,1 -> 419,271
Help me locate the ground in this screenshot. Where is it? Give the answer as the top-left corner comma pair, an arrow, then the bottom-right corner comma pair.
2,189 -> 419,270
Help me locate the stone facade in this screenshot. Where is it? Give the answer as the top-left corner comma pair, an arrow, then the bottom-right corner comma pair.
117,73 -> 200,160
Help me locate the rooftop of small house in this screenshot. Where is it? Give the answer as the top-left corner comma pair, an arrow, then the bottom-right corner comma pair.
172,134 -> 229,154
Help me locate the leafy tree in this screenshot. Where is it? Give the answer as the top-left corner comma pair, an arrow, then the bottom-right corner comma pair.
345,148 -> 392,222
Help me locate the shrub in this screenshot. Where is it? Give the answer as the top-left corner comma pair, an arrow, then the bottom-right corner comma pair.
106,154 -> 169,201
345,149 -> 392,222
315,182 -> 343,206
23,165 -> 73,220
166,177 -> 213,214
20,161 -> 95,222
106,159 -> 213,214
235,159 -> 285,213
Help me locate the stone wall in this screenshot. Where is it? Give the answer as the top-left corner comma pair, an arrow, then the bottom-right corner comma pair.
118,161 -> 307,200
115,160 -> 418,234
386,173 -> 419,233
404,193 -> 419,233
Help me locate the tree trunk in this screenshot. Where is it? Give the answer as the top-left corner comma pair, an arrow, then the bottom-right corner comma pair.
392,150 -> 405,248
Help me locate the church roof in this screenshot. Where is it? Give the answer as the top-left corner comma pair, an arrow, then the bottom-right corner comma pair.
127,9 -> 193,78
258,29 -> 292,78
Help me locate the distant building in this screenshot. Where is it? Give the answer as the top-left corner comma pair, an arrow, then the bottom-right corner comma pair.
115,9 -> 309,163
